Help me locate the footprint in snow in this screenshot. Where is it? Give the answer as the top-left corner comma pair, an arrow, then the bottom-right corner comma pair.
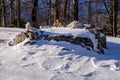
21,57 -> 27,61
21,52 -> 35,61
83,72 -> 93,77
110,61 -> 120,71
96,61 -> 120,71
61,63 -> 70,70
28,51 -> 36,55
41,58 -> 65,70
20,63 -> 35,68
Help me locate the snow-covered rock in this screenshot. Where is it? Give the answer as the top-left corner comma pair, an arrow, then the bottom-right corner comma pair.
66,21 -> 83,28
25,22 -> 34,31
9,27 -> 106,53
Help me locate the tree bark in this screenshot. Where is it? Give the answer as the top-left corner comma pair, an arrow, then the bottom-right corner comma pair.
64,0 -> 67,19
1,0 -> 6,27
67,0 -> 70,20
73,0 -> 78,21
16,0 -> 20,28
32,0 -> 38,28
0,0 -> 2,26
10,0 -> 14,27
54,0 -> 59,20
104,0 -> 119,37
88,0 -> 92,24
112,0 -> 119,37
47,0 -> 51,25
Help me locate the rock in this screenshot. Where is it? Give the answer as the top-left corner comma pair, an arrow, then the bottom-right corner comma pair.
9,27 -> 106,54
25,22 -> 34,31
66,21 -> 83,28
8,30 -> 40,46
53,19 -> 69,27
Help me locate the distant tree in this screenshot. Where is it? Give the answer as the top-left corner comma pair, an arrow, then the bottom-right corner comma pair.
16,0 -> 21,28
1,0 -> 6,27
32,0 -> 38,28
10,0 -> 14,26
67,0 -> 71,20
64,0 -> 67,19
46,0 -> 52,25
0,0 -> 2,26
104,0 -> 119,37
73,0 -> 78,20
112,0 -> 119,37
54,0 -> 59,20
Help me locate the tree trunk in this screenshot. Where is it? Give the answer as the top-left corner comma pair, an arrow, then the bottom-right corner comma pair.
112,0 -> 119,37
47,0 -> 51,25
64,0 -> 67,19
67,0 -> 70,20
32,0 -> 38,28
10,0 -> 14,27
104,0 -> 119,37
1,0 -> 6,27
0,0 -> 2,26
73,0 -> 78,21
96,0 -> 98,26
16,0 -> 20,28
54,0 -> 59,20
88,0 -> 92,24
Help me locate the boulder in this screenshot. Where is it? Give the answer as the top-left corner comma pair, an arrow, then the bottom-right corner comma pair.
8,30 -> 40,46
53,19 -> 69,27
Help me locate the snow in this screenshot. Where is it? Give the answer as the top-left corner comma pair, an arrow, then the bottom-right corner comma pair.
66,21 -> 83,28
42,27 -> 94,38
0,27 -> 120,80
42,27 -> 99,51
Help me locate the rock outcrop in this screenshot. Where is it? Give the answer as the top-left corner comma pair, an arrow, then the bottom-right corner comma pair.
9,29 -> 106,54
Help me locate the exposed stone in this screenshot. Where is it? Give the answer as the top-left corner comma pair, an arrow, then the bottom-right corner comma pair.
9,28 -> 106,54
66,21 -> 83,28
53,19 -> 69,27
8,30 -> 40,46
25,22 -> 34,31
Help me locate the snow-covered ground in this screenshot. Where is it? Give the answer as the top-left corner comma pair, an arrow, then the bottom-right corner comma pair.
0,27 -> 120,80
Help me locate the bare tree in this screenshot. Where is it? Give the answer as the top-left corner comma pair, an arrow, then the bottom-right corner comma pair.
113,0 -> 119,37
67,0 -> 70,20
104,0 -> 119,37
0,0 -> 2,26
10,0 -> 14,26
47,0 -> 52,25
16,0 -> 20,28
32,0 -> 38,28
64,0 -> 67,19
54,0 -> 59,20
1,0 -> 6,27
73,0 -> 78,20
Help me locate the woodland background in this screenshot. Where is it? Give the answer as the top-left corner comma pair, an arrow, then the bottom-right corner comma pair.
0,0 -> 120,37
